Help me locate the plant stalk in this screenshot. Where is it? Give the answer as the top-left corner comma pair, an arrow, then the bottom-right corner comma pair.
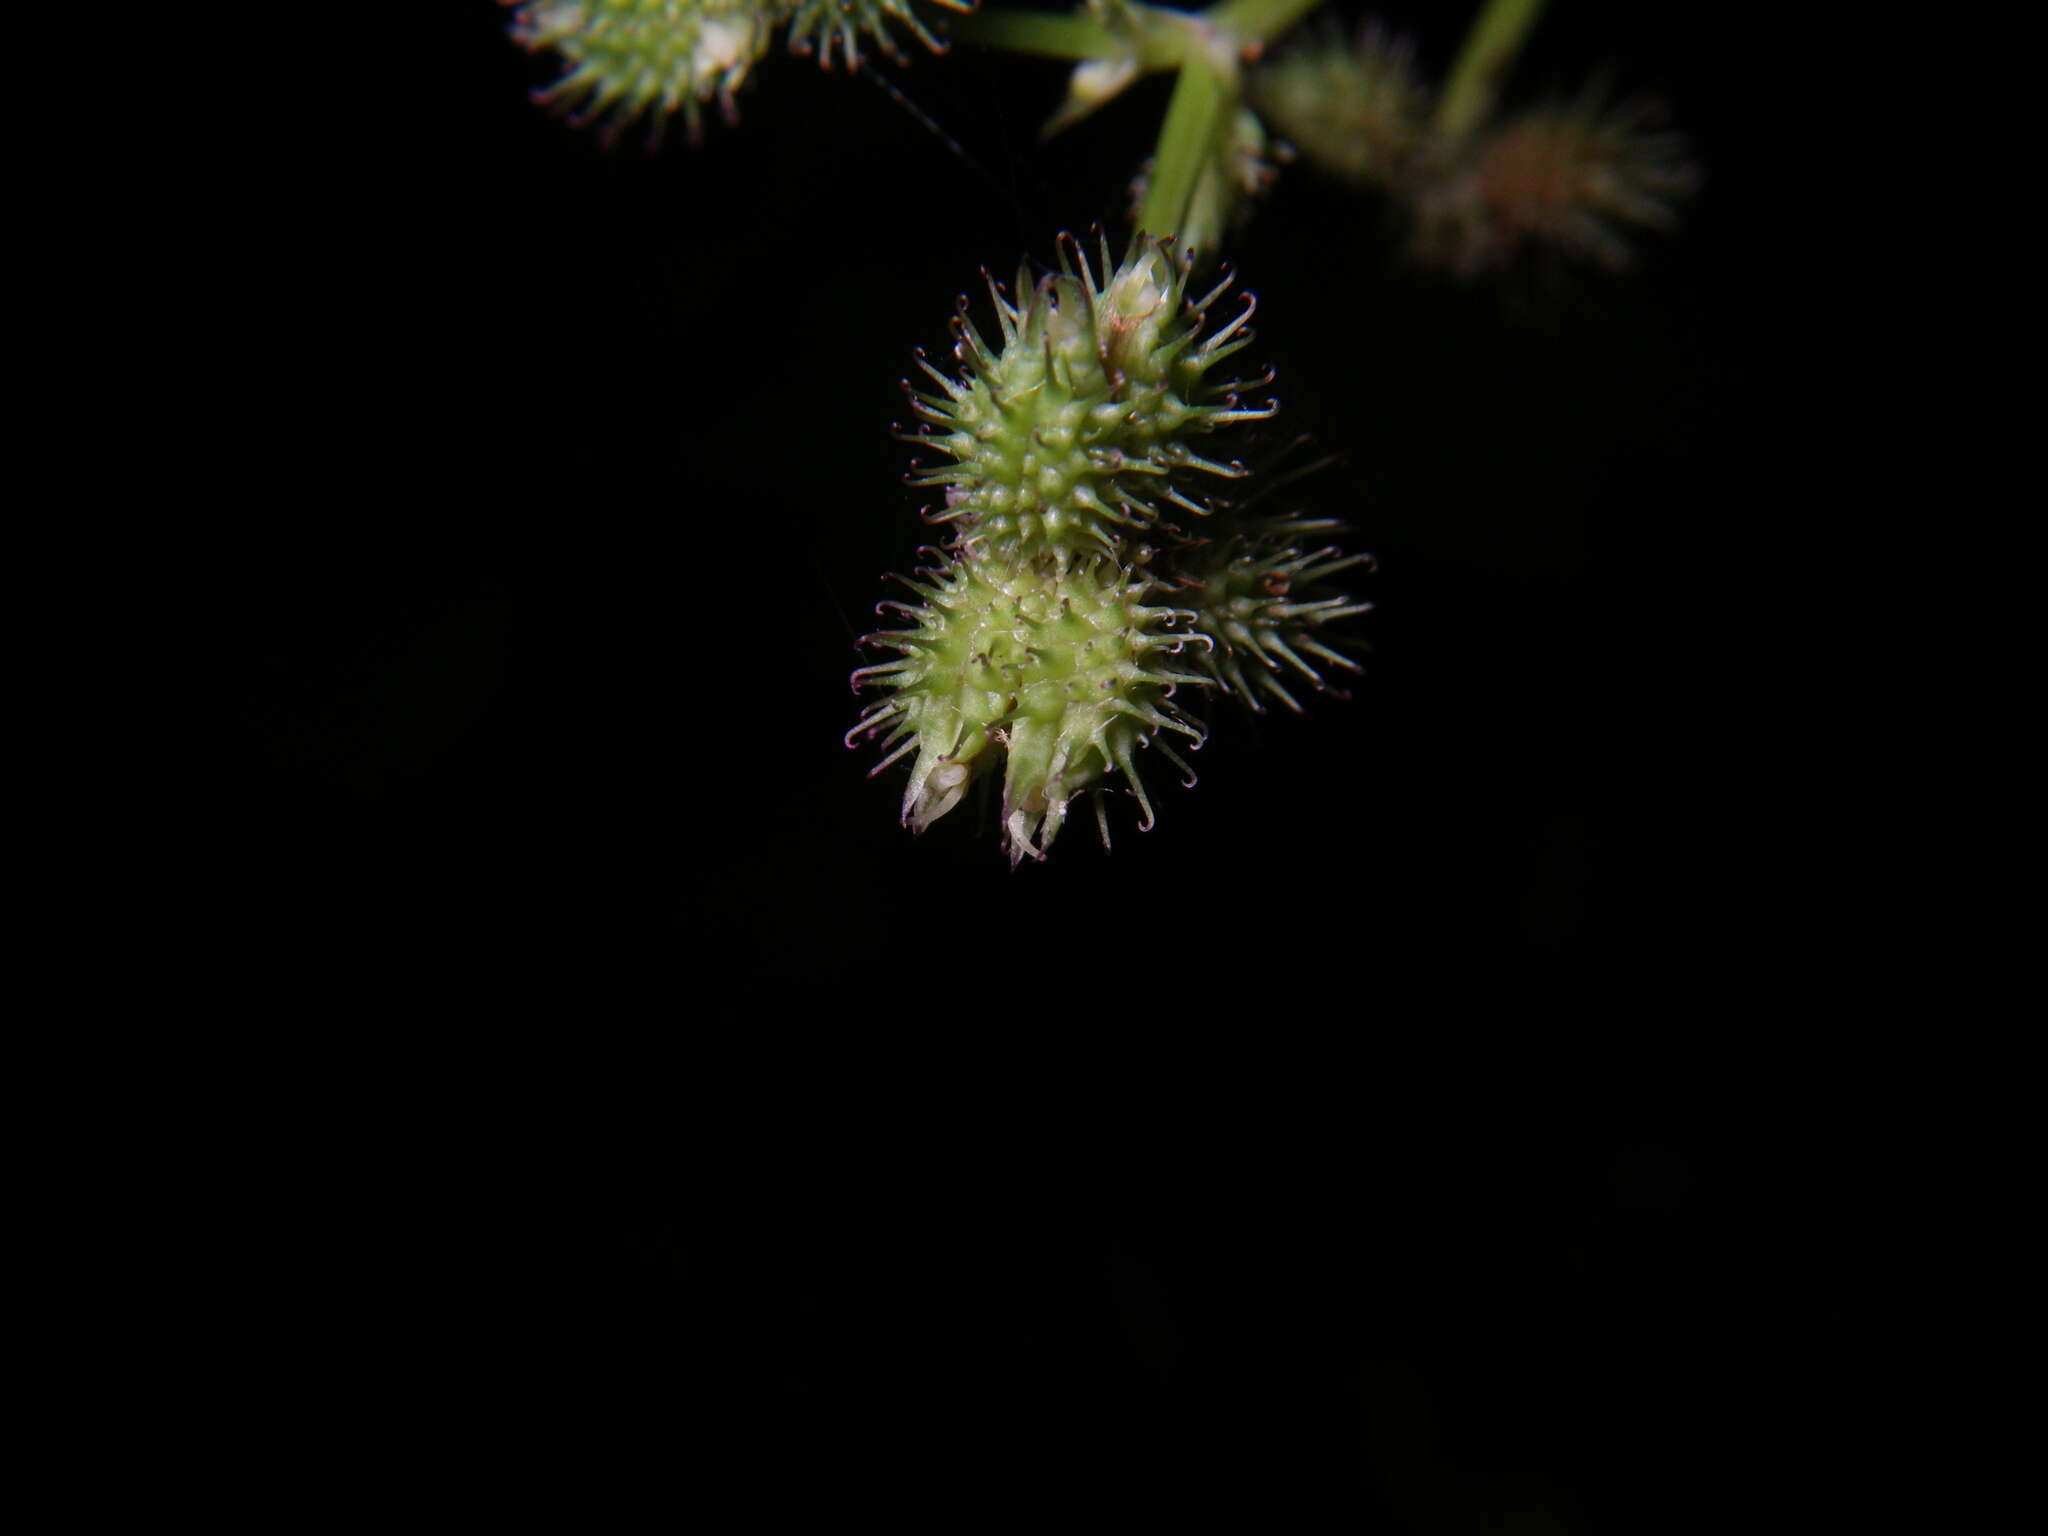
951,10 -> 1135,62
1200,0 -> 1324,52
1435,0 -> 1548,144
1137,52 -> 1230,247
956,0 -> 1330,69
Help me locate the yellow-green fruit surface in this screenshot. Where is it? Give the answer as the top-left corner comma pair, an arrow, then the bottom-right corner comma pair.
906,239 -> 1271,569
851,552 -> 1204,864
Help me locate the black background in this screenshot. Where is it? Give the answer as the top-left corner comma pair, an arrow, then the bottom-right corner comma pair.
8,2 -> 2022,1530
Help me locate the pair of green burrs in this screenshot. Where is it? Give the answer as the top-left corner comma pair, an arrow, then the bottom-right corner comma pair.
850,233 -> 1370,862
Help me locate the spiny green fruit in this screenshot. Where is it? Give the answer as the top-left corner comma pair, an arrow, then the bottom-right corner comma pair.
507,0 -> 781,142
509,0 -> 973,142
847,551 -> 1207,866
786,0 -> 975,70
1177,516 -> 1373,714
902,233 -> 1276,570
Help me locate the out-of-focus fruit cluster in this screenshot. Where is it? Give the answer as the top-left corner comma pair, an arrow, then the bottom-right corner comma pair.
505,0 -> 975,142
1251,21 -> 1697,272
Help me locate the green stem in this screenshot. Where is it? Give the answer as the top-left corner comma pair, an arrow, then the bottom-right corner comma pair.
1200,0 -> 1324,51
1137,55 -> 1229,247
956,0 -> 1330,68
1435,0 -> 1548,143
949,11 -> 1132,63
957,1 -> 1337,253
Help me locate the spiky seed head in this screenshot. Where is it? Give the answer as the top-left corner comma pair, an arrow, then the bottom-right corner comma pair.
848,551 -> 1209,864
1411,92 -> 1699,273
785,0 -> 976,71
902,234 -> 1277,572
1179,516 -> 1373,715
507,0 -> 780,143
1248,23 -> 1431,188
